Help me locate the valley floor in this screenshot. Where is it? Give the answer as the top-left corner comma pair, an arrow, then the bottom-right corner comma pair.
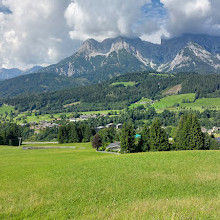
0,143 -> 219,219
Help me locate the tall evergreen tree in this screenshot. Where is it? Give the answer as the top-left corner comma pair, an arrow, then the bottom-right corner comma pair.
189,114 -> 204,150
175,114 -> 190,150
140,124 -> 150,152
149,118 -> 170,151
120,122 -> 136,153
69,123 -> 80,143
83,124 -> 95,142
58,126 -> 68,144
175,113 -> 205,150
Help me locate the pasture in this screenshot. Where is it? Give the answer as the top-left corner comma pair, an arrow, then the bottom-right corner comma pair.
152,93 -> 195,111
111,81 -> 136,87
129,98 -> 152,109
0,143 -> 219,219
0,104 -> 15,115
151,94 -> 220,112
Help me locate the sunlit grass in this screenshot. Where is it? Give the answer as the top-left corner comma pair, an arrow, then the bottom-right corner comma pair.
0,144 -> 219,219
111,81 -> 136,87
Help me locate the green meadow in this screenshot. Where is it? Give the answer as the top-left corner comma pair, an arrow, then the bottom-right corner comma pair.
181,97 -> 220,111
151,94 -> 220,112
152,93 -> 195,111
0,143 -> 219,219
0,104 -> 15,115
111,81 -> 136,87
129,98 -> 152,109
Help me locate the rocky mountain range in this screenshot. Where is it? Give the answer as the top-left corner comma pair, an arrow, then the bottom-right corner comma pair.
1,33 -> 220,97
0,66 -> 42,80
39,33 -> 220,77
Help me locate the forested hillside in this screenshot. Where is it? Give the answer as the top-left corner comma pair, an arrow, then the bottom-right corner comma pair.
4,72 -> 220,113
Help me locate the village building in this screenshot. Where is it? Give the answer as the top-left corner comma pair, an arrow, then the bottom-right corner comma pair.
106,142 -> 121,151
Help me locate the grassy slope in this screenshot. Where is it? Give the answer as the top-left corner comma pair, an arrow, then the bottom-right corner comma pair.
152,93 -> 195,110
181,98 -> 220,110
152,94 -> 220,112
111,82 -> 136,87
0,143 -> 219,219
0,104 -> 14,114
129,98 -> 152,109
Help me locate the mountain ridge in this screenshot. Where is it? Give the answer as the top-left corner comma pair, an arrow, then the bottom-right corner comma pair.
38,33 -> 220,77
1,33 -> 220,97
0,66 -> 43,80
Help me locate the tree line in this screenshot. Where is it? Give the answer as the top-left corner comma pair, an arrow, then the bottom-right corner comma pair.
58,122 -> 95,143
0,123 -> 21,146
92,113 -> 219,153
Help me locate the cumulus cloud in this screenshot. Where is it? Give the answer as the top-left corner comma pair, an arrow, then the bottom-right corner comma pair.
64,0 -> 152,41
0,0 -> 81,69
1,0 -> 220,69
0,0 -> 157,69
161,0 -> 220,37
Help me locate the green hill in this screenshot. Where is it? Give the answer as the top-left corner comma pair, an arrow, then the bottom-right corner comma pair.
4,72 -> 220,114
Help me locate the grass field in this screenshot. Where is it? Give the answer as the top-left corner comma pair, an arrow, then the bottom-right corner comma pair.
111,81 -> 136,87
181,97 -> 220,111
129,98 -> 152,109
152,93 -> 195,112
0,104 -> 15,115
0,143 -> 219,219
152,94 -> 220,112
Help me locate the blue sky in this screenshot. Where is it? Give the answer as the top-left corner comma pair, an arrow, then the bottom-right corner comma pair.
142,0 -> 167,20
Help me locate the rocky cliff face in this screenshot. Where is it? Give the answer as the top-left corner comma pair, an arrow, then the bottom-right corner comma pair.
38,34 -> 220,77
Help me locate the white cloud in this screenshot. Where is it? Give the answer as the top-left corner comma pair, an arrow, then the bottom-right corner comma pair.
64,0 -> 151,41
0,0 -> 81,69
141,27 -> 170,44
161,0 -> 220,37
1,0 -> 220,69
0,0 -> 156,69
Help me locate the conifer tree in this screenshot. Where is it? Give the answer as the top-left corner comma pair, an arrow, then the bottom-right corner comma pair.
58,126 -> 68,143
175,113 -> 205,150
149,118 -> 169,151
175,114 -> 190,150
189,114 -> 204,150
83,124 -> 95,142
140,124 -> 150,152
120,122 -> 136,153
69,123 -> 80,143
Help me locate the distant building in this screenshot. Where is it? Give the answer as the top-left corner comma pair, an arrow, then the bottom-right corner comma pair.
80,115 -> 90,120
69,118 -> 79,122
106,142 -> 120,151
106,123 -> 116,128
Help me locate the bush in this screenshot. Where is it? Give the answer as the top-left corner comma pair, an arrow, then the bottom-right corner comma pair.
98,146 -> 106,151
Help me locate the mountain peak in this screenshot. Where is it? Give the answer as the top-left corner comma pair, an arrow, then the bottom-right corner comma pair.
37,33 -> 220,79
